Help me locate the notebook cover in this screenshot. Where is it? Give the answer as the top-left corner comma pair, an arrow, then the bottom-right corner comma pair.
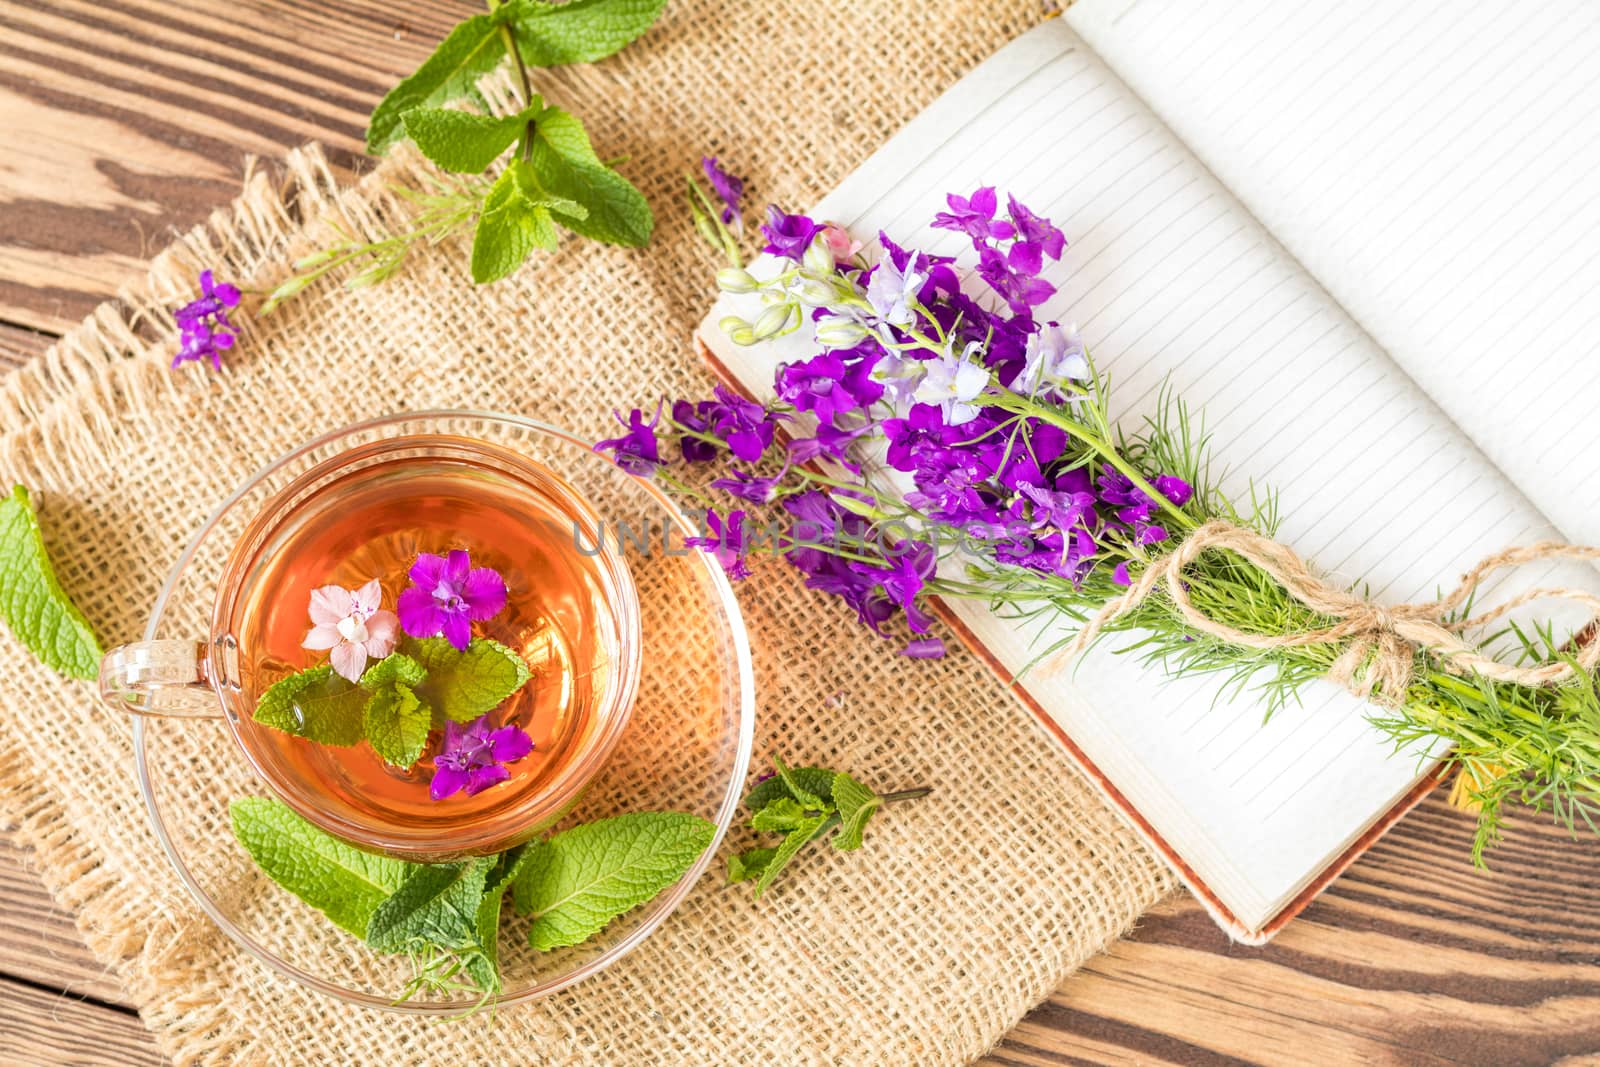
697,335 -> 1447,944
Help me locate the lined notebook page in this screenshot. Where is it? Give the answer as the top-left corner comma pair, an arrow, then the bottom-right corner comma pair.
1066,0 -> 1600,547
701,22 -> 1595,931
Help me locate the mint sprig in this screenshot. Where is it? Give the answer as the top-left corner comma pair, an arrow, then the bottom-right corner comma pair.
252,638 -> 531,769
360,0 -> 661,286
0,484 -> 103,681
729,758 -> 930,898
230,798 -> 712,999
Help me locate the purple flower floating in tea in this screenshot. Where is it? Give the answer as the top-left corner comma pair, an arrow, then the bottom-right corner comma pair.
429,714 -> 535,800
171,269 -> 242,371
397,550 -> 507,650
302,578 -> 400,682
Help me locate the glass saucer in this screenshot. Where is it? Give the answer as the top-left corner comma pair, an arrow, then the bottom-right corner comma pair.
131,411 -> 754,1013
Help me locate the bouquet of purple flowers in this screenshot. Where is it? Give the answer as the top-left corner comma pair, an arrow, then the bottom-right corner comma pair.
600,181 -> 1600,861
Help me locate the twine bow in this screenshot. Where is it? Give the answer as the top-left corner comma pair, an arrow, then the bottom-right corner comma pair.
1051,520 -> 1600,704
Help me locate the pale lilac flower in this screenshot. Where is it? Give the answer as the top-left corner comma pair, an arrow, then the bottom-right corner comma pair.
1017,322 -> 1089,395
865,259 -> 926,327
913,344 -> 989,424
429,714 -> 534,800
302,579 -> 400,682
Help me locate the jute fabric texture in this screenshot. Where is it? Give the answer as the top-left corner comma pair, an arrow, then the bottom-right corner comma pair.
0,3 -> 1174,1063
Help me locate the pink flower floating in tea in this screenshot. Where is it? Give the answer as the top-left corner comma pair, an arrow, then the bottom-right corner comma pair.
430,713 -> 535,800
397,550 -> 507,650
301,578 -> 400,682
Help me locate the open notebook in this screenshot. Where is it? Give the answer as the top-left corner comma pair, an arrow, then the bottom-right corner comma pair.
699,0 -> 1600,942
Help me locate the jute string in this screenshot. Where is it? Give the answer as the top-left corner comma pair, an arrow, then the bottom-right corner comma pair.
0,4 -> 1182,1064
1052,520 -> 1600,704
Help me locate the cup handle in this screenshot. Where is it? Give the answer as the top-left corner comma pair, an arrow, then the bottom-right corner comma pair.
98,640 -> 222,719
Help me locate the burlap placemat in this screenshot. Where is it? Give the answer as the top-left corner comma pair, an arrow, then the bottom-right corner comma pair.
0,2 -> 1174,1062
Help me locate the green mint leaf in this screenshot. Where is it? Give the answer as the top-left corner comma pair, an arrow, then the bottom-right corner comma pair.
829,772 -> 882,852
507,0 -> 669,67
512,812 -> 715,951
252,665 -> 366,746
407,635 -> 532,722
531,105 -> 603,166
402,108 -> 529,173
744,764 -> 836,813
749,797 -> 820,834
527,133 -> 652,247
466,844 -> 537,993
365,857 -> 495,953
367,14 -> 507,153
752,815 -> 832,900
363,683 -> 431,768
726,847 -> 777,885
230,797 -> 410,937
772,756 -> 830,811
471,160 -> 562,283
0,485 -> 103,681
359,652 -> 425,690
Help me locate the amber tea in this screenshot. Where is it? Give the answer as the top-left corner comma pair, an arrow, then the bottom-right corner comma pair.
219,437 -> 640,860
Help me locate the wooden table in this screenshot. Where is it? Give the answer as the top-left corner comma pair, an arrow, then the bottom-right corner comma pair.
2,2 -> 1598,1064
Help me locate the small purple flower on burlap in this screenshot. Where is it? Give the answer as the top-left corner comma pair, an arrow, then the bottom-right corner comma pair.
429,714 -> 534,800
595,403 -> 664,476
687,508 -> 753,580
171,270 -> 242,371
397,550 -> 507,650
701,157 -> 745,227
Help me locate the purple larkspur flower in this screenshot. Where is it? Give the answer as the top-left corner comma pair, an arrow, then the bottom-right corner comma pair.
671,399 -> 719,462
171,270 -> 242,371
429,714 -> 534,800
932,186 -> 1015,243
711,463 -> 788,505
787,419 -> 869,468
776,351 -> 883,425
397,550 -> 507,650
687,508 -> 753,580
1019,475 -> 1098,534
760,206 -> 822,261
901,637 -> 946,659
977,244 -> 1056,314
594,402 -> 663,476
701,156 -> 745,227
1006,194 -> 1067,260
853,539 -> 938,633
709,384 -> 778,462
1098,470 -> 1192,546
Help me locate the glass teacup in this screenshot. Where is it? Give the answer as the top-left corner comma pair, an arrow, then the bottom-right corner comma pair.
100,419 -> 642,861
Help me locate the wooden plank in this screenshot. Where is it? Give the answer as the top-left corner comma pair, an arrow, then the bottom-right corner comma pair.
0,322 -> 52,368
0,0 -> 463,334
0,836 -> 133,1007
0,977 -> 161,1067
982,791 -> 1600,1065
